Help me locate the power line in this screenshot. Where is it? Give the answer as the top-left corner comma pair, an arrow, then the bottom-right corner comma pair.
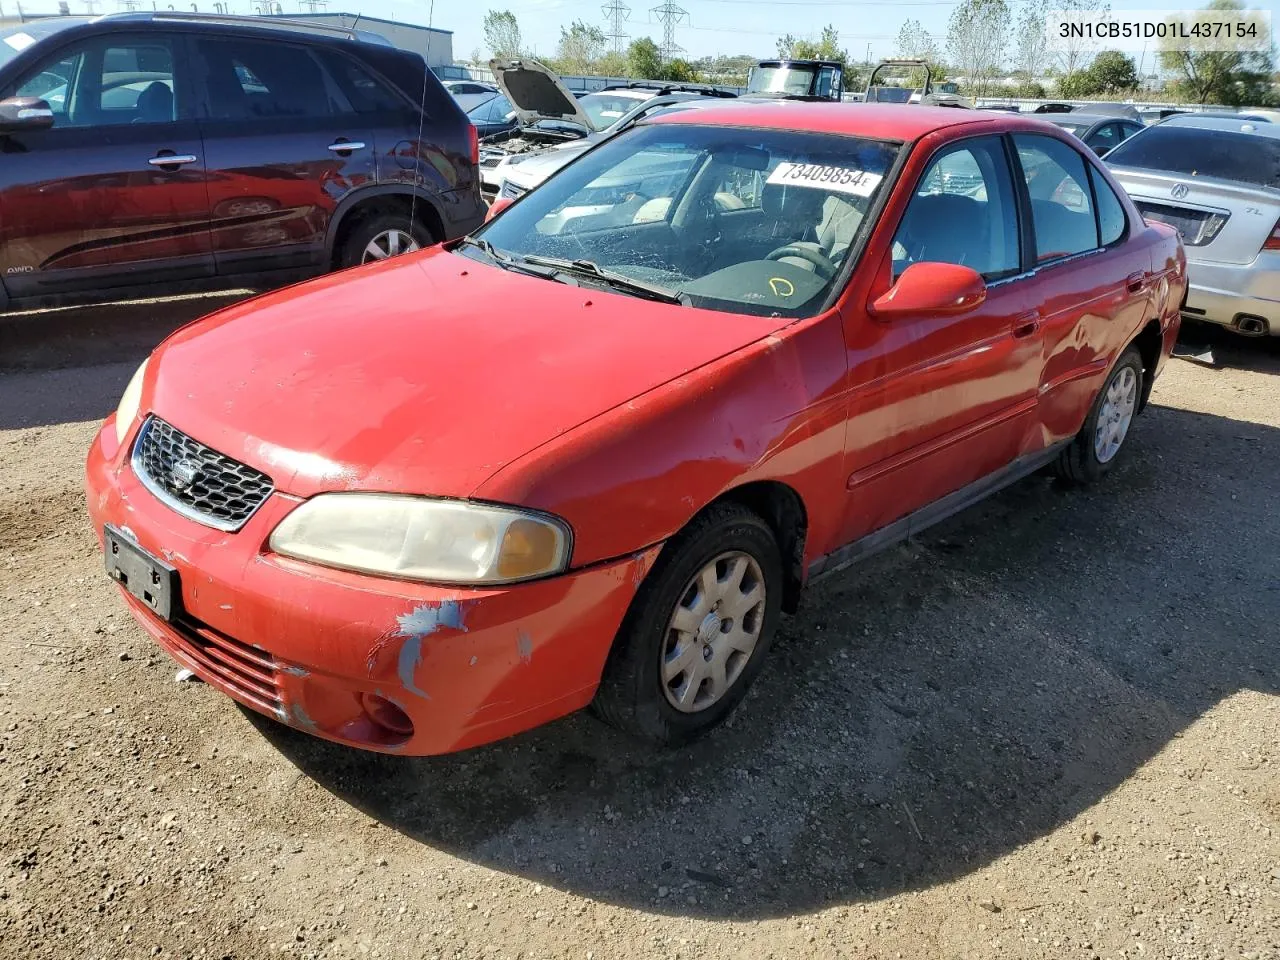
602,0 -> 630,53
650,0 -> 688,62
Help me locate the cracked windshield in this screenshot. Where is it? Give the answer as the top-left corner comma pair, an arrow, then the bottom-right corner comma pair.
468,123 -> 899,317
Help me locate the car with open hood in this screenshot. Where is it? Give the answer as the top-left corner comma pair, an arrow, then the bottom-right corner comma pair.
478,59 -> 736,199
87,103 -> 1184,756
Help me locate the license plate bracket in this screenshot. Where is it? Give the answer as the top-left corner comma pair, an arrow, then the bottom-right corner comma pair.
103,524 -> 178,622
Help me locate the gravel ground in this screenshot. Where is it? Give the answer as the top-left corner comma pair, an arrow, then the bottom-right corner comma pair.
1,306 -> 1278,960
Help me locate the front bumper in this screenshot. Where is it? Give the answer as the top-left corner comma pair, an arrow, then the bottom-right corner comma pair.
86,419 -> 659,755
1183,253 -> 1280,335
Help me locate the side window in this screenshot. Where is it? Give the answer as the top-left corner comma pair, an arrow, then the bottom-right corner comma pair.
1091,166 -> 1127,246
1013,134 -> 1098,263
197,39 -> 346,120
319,52 -> 405,113
892,136 -> 1021,281
11,39 -> 177,127
1086,122 -> 1120,155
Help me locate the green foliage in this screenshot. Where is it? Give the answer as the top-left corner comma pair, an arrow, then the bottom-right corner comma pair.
627,37 -> 664,80
1088,50 -> 1138,93
550,20 -> 607,75
1158,0 -> 1275,105
483,10 -> 522,60
775,25 -> 848,67
662,59 -> 700,83
946,0 -> 1010,98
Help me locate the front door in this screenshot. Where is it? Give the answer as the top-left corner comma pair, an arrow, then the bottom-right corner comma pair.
840,135 -> 1043,542
190,35 -> 375,277
0,33 -> 211,301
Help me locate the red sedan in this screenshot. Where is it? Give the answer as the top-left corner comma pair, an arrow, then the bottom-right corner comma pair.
85,104 -> 1185,755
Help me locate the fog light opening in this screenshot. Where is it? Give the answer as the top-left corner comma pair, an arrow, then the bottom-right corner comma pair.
359,693 -> 414,737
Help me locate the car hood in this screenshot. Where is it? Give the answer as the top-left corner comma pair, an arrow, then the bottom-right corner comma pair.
145,248 -> 786,499
489,57 -> 595,132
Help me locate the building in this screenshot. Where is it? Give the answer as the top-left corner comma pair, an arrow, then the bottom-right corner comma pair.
267,12 -> 452,70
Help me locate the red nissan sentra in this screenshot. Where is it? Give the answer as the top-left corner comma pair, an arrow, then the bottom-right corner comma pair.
86,104 -> 1185,755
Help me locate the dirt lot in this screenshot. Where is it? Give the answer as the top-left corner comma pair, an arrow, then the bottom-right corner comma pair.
1,304 -> 1278,960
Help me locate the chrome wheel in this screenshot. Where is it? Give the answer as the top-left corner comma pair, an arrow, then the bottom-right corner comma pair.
1094,365 -> 1137,464
661,551 -> 766,713
362,228 -> 420,263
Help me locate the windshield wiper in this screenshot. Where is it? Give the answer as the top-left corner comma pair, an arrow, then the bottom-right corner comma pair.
519,255 -> 689,305
457,237 -> 572,282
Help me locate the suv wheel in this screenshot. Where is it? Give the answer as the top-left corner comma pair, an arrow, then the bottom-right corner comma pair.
340,212 -> 433,268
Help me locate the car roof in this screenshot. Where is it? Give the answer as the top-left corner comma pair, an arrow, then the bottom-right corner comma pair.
1051,114 -> 1127,125
1159,114 -> 1280,138
648,102 -> 998,141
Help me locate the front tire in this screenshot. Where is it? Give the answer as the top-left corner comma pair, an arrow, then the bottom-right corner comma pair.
593,503 -> 783,746
1055,347 -> 1144,485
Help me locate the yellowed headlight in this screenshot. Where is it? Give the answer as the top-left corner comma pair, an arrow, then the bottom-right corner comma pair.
113,359 -> 148,445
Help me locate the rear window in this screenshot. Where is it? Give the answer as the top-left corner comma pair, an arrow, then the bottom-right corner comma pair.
1106,126 -> 1280,189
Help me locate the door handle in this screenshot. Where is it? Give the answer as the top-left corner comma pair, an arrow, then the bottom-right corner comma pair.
147,153 -> 197,167
1126,271 -> 1149,293
1012,311 -> 1040,338
327,140 -> 366,152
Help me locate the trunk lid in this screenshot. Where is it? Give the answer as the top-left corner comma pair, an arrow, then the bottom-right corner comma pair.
1110,166 -> 1280,265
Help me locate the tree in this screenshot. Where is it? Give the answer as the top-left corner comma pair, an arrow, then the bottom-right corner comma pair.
595,50 -> 630,78
662,59 -> 700,82
1088,50 -> 1137,93
628,37 -> 664,80
896,19 -> 939,63
483,10 -> 522,60
1051,0 -> 1108,76
775,24 -> 848,66
946,0 -> 1010,98
1014,0 -> 1049,78
553,19 -> 606,75
1158,0 -> 1275,105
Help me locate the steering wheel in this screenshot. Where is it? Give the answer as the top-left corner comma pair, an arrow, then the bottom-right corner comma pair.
765,244 -> 837,280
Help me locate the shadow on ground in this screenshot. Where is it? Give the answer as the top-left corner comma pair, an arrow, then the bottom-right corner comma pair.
253,399 -> 1280,919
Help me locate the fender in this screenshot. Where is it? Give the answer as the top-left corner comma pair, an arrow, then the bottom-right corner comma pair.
324,185 -> 447,258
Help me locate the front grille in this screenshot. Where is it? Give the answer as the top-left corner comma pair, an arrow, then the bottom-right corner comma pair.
165,609 -> 283,717
499,180 -> 527,201
132,417 -> 273,531
1135,201 -> 1228,247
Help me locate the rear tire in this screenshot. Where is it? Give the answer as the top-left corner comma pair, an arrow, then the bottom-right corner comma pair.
338,212 -> 433,269
1054,347 -> 1144,485
592,503 -> 783,746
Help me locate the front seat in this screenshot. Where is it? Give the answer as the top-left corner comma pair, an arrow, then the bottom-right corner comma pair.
761,181 -> 828,272
134,81 -> 173,124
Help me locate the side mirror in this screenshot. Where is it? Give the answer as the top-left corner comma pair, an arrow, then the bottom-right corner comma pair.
485,196 -> 514,222
871,262 -> 986,319
0,97 -> 54,133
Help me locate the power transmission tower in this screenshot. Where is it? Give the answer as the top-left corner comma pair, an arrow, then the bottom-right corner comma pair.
649,0 -> 687,63
117,0 -> 143,10
83,0 -> 101,13
601,0 -> 630,54
298,0 -> 328,11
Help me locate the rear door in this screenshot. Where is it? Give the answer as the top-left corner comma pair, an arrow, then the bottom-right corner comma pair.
1011,133 -> 1153,447
190,34 -> 375,276
0,32 -> 211,300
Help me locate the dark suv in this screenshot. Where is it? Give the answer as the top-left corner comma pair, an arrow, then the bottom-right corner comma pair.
0,13 -> 483,313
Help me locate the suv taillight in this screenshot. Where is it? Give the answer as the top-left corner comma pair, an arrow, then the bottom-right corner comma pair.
468,124 -> 479,166
1264,218 -> 1280,251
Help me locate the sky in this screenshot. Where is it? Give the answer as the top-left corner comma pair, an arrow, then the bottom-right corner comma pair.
22,0 -> 1277,65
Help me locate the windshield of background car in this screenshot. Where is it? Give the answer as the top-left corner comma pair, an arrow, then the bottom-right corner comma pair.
577,92 -> 647,131
747,66 -> 815,96
1106,126 -> 1280,189
470,123 -> 901,318
1050,119 -> 1092,136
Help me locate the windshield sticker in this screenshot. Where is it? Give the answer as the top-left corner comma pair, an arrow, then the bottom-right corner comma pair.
768,277 -> 795,297
3,32 -> 36,51
767,162 -> 883,197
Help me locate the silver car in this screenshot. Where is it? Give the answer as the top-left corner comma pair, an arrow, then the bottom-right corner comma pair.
1107,115 -> 1280,337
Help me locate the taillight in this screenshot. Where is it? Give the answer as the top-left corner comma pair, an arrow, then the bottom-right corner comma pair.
1264,218 -> 1280,251
468,124 -> 479,166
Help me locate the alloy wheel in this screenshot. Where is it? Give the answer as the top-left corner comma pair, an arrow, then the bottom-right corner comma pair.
362,229 -> 420,263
